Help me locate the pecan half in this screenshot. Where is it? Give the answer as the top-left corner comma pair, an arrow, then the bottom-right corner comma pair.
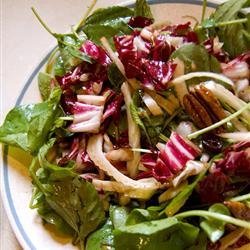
224,201 -> 250,221
183,93 -> 213,129
194,85 -> 226,121
183,85 -> 226,131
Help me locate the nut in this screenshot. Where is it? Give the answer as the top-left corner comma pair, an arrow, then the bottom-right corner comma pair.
183,93 -> 213,129
183,85 -> 226,132
224,201 -> 250,220
194,85 -> 226,121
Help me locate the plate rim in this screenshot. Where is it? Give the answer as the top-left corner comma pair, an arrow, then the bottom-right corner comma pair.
1,1 -> 220,249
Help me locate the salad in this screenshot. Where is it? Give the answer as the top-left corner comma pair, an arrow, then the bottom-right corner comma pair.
1,0 -> 250,249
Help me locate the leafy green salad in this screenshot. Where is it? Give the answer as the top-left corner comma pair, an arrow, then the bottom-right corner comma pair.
1,0 -> 250,249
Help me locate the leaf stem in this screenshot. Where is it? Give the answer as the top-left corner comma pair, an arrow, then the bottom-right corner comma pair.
175,210 -> 250,229
196,18 -> 248,30
80,240 -> 85,250
201,0 -> 207,22
214,18 -> 247,27
74,0 -> 97,31
188,102 -> 250,140
162,108 -> 182,131
29,158 -> 47,194
71,26 -> 81,40
31,7 -> 56,37
59,116 -> 74,121
130,102 -> 152,145
230,193 -> 250,202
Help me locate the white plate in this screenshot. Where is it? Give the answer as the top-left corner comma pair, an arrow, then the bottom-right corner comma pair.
1,1 -> 221,249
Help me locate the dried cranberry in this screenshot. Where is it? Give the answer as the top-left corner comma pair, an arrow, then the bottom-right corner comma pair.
202,134 -> 223,154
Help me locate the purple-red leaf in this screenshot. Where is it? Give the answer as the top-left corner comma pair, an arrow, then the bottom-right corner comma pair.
198,171 -> 230,204
198,141 -> 250,204
151,35 -> 174,61
128,16 -> 153,28
203,38 -> 229,63
114,32 -> 177,90
102,94 -> 124,121
152,157 -> 173,183
216,141 -> 250,177
138,132 -> 201,183
142,59 -> 176,90
80,40 -> 111,66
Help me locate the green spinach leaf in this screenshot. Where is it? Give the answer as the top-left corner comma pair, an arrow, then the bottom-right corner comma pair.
82,24 -> 121,45
30,188 -> 74,236
57,34 -> 92,72
85,6 -> 133,26
143,115 -> 165,146
45,176 -> 105,242
86,219 -> 114,250
80,6 -> 134,46
38,72 -> 54,101
114,217 -> 199,250
30,147 -> 105,245
211,0 -> 249,24
66,46 -> 93,63
170,44 -> 221,86
38,138 -> 75,177
126,208 -> 160,226
0,87 -> 61,154
209,0 -> 250,57
110,206 -> 129,229
187,232 -> 208,250
134,0 -> 153,19
171,44 -> 221,73
60,46 -> 82,72
53,55 -> 65,76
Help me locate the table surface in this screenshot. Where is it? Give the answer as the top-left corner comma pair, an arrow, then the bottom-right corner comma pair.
1,0 -> 225,249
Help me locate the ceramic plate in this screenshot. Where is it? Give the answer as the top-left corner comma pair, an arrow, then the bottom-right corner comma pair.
1,1 -> 221,249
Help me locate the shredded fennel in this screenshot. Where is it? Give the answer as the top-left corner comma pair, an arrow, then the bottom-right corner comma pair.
172,71 -> 234,87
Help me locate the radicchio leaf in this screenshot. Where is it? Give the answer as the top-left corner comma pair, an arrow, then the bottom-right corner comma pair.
114,32 -> 178,90
163,22 -> 198,43
80,40 -> 111,66
58,137 -> 80,166
57,135 -> 94,170
221,51 -> 250,79
103,94 -> 124,121
56,65 -> 82,88
138,132 -> 201,183
151,35 -> 174,62
216,141 -> 250,177
203,38 -> 229,63
199,141 -> 250,204
136,152 -> 168,181
128,16 -> 153,28
198,172 -> 230,204
142,59 -> 177,90
152,157 -> 174,183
